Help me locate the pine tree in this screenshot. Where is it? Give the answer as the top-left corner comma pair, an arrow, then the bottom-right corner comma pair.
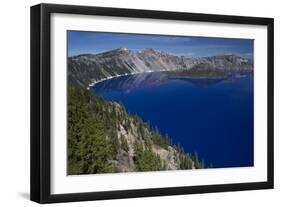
120,134 -> 129,152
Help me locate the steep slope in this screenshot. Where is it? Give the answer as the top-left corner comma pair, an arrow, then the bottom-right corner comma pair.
67,86 -> 203,175
68,48 -> 253,86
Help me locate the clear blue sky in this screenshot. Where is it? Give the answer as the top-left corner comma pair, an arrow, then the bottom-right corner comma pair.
68,31 -> 253,58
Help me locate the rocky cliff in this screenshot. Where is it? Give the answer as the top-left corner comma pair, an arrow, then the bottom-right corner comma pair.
68,48 -> 253,86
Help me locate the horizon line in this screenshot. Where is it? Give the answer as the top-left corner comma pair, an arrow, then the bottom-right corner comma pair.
68,47 -> 253,59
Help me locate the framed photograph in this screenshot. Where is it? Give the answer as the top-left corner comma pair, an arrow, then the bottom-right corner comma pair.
30,3 -> 274,203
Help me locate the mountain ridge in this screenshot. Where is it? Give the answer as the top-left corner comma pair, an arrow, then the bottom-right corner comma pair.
68,48 -> 253,86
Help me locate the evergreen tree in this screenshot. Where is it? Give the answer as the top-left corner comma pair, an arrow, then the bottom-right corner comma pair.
67,86 -> 117,174
133,141 -> 165,171
67,85 -> 204,175
120,134 -> 129,152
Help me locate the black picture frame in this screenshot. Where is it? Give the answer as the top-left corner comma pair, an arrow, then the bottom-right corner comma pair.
30,3 -> 274,204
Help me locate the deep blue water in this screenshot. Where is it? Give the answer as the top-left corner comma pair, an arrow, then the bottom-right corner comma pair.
91,72 -> 254,168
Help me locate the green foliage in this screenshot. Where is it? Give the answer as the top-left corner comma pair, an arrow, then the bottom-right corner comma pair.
178,153 -> 193,169
151,128 -> 171,150
67,86 -> 117,175
120,134 -> 129,152
133,142 -> 165,171
175,145 -> 204,170
108,129 -> 119,159
166,64 -> 226,78
67,85 -> 204,175
193,152 -> 204,169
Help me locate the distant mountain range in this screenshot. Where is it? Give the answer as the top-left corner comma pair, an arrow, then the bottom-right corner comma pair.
68,47 -> 253,86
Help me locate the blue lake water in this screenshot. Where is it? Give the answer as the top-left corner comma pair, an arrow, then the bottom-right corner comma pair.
91,72 -> 254,168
